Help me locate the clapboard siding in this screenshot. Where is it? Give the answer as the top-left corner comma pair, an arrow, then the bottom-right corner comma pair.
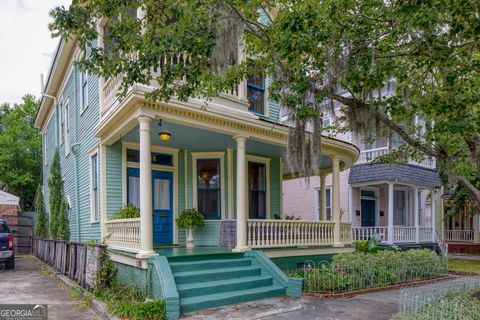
106,142 -> 123,220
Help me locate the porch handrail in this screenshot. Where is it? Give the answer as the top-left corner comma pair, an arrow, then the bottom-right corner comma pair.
246,219 -> 336,248
105,218 -> 141,252
358,146 -> 435,169
352,226 -> 388,242
419,227 -> 433,242
340,222 -> 352,243
444,230 -> 475,242
393,226 -> 416,243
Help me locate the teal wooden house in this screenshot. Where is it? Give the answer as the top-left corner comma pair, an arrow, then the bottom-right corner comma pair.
35,21 -> 359,319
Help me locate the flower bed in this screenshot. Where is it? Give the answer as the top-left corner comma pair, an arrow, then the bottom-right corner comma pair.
291,250 -> 448,294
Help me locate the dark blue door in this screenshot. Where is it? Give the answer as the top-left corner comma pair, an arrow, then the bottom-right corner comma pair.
152,170 -> 173,245
361,199 -> 376,227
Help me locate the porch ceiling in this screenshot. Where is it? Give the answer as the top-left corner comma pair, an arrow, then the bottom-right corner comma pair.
120,120 -> 337,172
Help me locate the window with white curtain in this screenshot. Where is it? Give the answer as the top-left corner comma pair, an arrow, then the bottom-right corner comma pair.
154,178 -> 170,210
127,175 -> 140,208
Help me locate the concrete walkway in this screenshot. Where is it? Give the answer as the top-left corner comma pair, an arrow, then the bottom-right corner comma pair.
0,256 -> 101,320
262,290 -> 400,320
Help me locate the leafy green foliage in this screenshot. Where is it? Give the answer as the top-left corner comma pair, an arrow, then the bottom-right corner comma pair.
0,95 -> 41,210
176,208 -> 205,229
95,251 -> 117,289
114,203 -> 140,219
49,1 -> 480,203
48,149 -> 69,240
34,185 -> 48,239
354,240 -> 368,253
301,250 -> 447,293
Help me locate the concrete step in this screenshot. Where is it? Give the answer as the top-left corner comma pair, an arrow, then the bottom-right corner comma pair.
173,265 -> 262,285
170,258 -> 253,273
176,275 -> 273,298
180,284 -> 286,313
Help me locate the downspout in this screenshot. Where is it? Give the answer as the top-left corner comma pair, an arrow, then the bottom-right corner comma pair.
71,143 -> 81,242
71,68 -> 81,242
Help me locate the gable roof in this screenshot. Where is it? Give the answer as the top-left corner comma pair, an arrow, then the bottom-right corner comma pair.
0,190 -> 19,206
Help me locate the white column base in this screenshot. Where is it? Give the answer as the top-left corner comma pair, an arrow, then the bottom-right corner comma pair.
135,251 -> 158,259
232,246 -> 252,253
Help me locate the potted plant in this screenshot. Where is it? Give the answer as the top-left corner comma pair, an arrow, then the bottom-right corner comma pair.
114,204 -> 140,219
176,208 -> 205,248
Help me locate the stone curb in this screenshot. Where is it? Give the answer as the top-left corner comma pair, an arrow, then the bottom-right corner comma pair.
31,256 -> 119,320
303,275 -> 456,299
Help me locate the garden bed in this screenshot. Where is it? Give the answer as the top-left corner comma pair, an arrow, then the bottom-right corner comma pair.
289,249 -> 448,296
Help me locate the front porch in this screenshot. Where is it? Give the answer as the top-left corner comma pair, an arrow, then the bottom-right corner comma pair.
96,94 -> 359,257
350,181 -> 439,245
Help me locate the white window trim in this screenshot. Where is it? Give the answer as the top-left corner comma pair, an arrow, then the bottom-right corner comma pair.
89,147 -> 100,223
64,99 -> 71,156
59,98 -> 65,145
80,69 -> 89,114
315,186 -> 333,221
191,151 -> 225,220
359,187 -> 380,226
246,155 -> 271,219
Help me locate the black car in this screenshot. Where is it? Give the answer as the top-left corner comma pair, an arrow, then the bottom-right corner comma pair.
0,219 -> 14,269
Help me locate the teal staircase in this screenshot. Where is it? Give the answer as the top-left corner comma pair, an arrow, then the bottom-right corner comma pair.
168,253 -> 286,314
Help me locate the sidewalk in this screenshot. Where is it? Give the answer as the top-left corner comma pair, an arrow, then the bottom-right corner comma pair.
0,256 -> 101,320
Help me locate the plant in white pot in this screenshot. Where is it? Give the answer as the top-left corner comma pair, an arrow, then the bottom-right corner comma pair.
176,208 -> 205,248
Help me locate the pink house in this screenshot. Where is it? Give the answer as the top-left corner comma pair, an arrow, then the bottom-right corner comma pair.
282,110 -> 443,248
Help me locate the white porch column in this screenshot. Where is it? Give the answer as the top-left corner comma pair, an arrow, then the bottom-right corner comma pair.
320,173 -> 327,221
331,156 -> 342,246
233,135 -> 249,252
137,116 -> 156,257
387,182 -> 394,244
414,187 -> 419,243
431,188 -> 436,242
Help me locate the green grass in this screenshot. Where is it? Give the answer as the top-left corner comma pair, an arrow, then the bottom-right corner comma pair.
448,259 -> 480,275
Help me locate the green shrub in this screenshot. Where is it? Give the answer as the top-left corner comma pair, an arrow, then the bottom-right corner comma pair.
300,249 -> 447,293
354,240 -> 369,253
114,204 -> 140,219
176,208 -> 205,229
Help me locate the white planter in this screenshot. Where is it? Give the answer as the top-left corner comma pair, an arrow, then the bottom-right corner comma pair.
186,228 -> 195,248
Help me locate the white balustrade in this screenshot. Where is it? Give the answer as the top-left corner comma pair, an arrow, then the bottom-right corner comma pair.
105,218 -> 141,252
419,227 -> 433,242
358,147 -> 389,164
352,227 -> 388,242
444,230 -> 475,242
358,147 -> 436,169
247,219 -> 336,248
102,74 -> 123,113
394,226 -> 416,243
340,222 -> 352,243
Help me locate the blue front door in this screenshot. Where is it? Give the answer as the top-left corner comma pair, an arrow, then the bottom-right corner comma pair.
361,199 -> 376,227
152,170 -> 173,245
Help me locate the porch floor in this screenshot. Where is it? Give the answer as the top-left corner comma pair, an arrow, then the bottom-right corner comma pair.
155,246 -> 232,257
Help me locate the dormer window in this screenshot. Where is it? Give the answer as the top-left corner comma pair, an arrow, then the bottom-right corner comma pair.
247,70 -> 265,115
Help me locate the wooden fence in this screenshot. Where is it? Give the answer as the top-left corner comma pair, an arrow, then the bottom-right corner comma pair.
33,238 -> 106,289
1,215 -> 33,254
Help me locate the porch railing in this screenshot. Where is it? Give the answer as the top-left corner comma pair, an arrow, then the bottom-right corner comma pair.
105,218 -> 141,252
352,226 -> 434,243
352,227 -> 388,242
444,230 -> 475,242
340,222 -> 352,243
419,227 -> 433,242
357,146 -> 436,169
247,219 -> 339,248
394,226 -> 416,243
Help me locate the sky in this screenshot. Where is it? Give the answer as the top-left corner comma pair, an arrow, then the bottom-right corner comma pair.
0,0 -> 71,105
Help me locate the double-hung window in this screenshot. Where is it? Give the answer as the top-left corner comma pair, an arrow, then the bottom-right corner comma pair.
64,100 -> 70,155
81,70 -> 88,112
248,162 -> 267,219
247,70 -> 265,115
90,152 -> 100,222
60,100 -> 65,144
316,187 -> 332,221
197,159 -> 221,219
43,130 -> 48,166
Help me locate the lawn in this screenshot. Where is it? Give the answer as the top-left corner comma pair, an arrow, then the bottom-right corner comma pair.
448,259 -> 480,275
